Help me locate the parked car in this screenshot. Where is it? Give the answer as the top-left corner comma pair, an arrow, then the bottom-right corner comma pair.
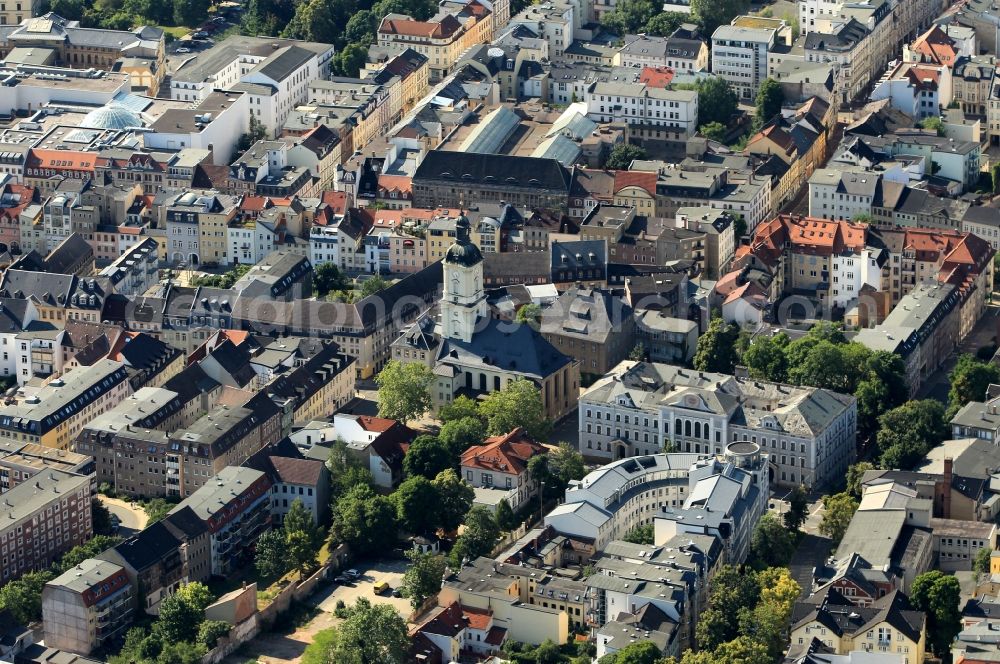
176,47 -> 191,53
193,31 -> 209,38
333,575 -> 353,586
391,587 -> 403,598
373,581 -> 390,595
344,569 -> 361,579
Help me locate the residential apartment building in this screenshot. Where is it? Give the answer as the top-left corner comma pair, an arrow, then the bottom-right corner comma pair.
0,443 -> 91,492
790,589 -> 926,664
42,559 -> 133,656
0,469 -> 93,582
584,82 -> 698,152
96,521 -> 186,615
855,283 -> 960,395
578,360 -> 857,489
168,466 -> 271,577
0,360 -> 132,449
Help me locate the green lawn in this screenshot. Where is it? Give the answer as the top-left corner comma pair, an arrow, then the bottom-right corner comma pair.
155,24 -> 192,39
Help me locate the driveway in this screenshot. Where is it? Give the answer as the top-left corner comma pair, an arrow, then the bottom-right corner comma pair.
98,496 -> 148,536
309,559 -> 413,620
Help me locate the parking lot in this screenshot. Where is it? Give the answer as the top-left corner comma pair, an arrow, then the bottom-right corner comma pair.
309,558 -> 413,619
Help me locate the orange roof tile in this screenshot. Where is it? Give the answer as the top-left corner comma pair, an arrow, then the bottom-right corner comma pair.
27,149 -> 97,172
460,427 -> 546,475
463,607 -> 492,630
639,66 -> 675,88
613,170 -> 657,196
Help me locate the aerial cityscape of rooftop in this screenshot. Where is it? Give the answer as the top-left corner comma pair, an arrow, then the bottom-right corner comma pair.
0,0 -> 998,661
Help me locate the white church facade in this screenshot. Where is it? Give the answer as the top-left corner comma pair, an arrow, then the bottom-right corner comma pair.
392,216 -> 580,421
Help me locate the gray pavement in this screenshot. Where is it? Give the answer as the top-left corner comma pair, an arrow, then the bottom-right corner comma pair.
308,559 -> 413,620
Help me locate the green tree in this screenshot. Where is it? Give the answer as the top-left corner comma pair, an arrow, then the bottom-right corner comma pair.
920,115 -> 945,136
693,317 -> 741,373
629,342 -> 646,361
344,9 -> 376,42
326,598 -> 409,664
876,400 -> 948,470
331,485 -> 398,555
784,484 -> 809,531
439,416 -> 485,456
911,570 -> 962,658
284,499 -> 322,549
992,161 -> 1000,193
0,570 -> 54,624
644,10 -> 687,35
142,497 -> 174,524
283,0 -> 343,42
332,42 -> 369,77
48,0 -> 87,20
845,462 -> 874,498
360,275 -> 390,298
754,78 -> 783,126
287,530 -> 318,578
438,394 -> 481,423
699,121 -> 728,142
742,332 -> 790,382
255,529 -> 288,579
431,469 -> 474,532
452,506 -> 499,564
375,360 -> 433,424
605,143 -> 648,170
157,582 -> 214,642
313,262 -> 350,296
173,0 -> 210,25
197,620 -> 232,649
623,524 -> 654,545
327,440 -> 373,501
974,546 -> 992,575
56,535 -> 123,573
749,513 -> 796,568
690,0 -> 749,45
683,76 -> 739,127
495,498 -> 517,530
600,0 -> 659,34
479,378 -> 551,440
153,640 -> 206,664
393,475 -> 440,534
818,492 -> 858,546
400,550 -> 447,609
547,442 -> 586,489
604,641 -> 663,664
516,302 -> 542,330
91,498 -> 114,536
403,435 -> 452,479
949,354 -> 1000,415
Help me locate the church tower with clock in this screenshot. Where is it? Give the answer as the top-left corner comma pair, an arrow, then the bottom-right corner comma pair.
441,215 -> 488,343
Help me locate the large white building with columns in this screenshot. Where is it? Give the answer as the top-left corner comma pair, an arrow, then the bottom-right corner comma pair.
577,360 -> 857,490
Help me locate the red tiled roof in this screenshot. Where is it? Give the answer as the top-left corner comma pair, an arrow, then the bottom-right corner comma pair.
378,174 -> 412,197
357,415 -> 397,432
27,148 -> 97,172
321,190 -> 350,215
463,606 -> 492,630
639,66 -> 675,88
380,14 -> 462,39
460,427 -> 546,475
613,170 -> 657,196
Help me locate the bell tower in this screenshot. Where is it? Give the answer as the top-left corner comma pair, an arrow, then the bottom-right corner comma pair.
441,216 -> 487,343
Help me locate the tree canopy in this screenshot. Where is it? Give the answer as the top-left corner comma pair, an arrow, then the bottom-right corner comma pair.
876,400 -> 948,470
375,360 -> 433,424
749,513 -> 796,568
479,378 -> 552,440
690,0 -> 749,37
911,570 -> 961,658
302,599 -> 409,664
605,143 -> 648,170
754,78 -> 784,127
948,354 -> 1000,416
818,492 -> 858,545
693,317 -> 741,373
331,485 -> 398,555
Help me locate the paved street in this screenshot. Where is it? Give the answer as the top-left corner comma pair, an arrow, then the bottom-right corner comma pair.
98,496 -> 148,536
